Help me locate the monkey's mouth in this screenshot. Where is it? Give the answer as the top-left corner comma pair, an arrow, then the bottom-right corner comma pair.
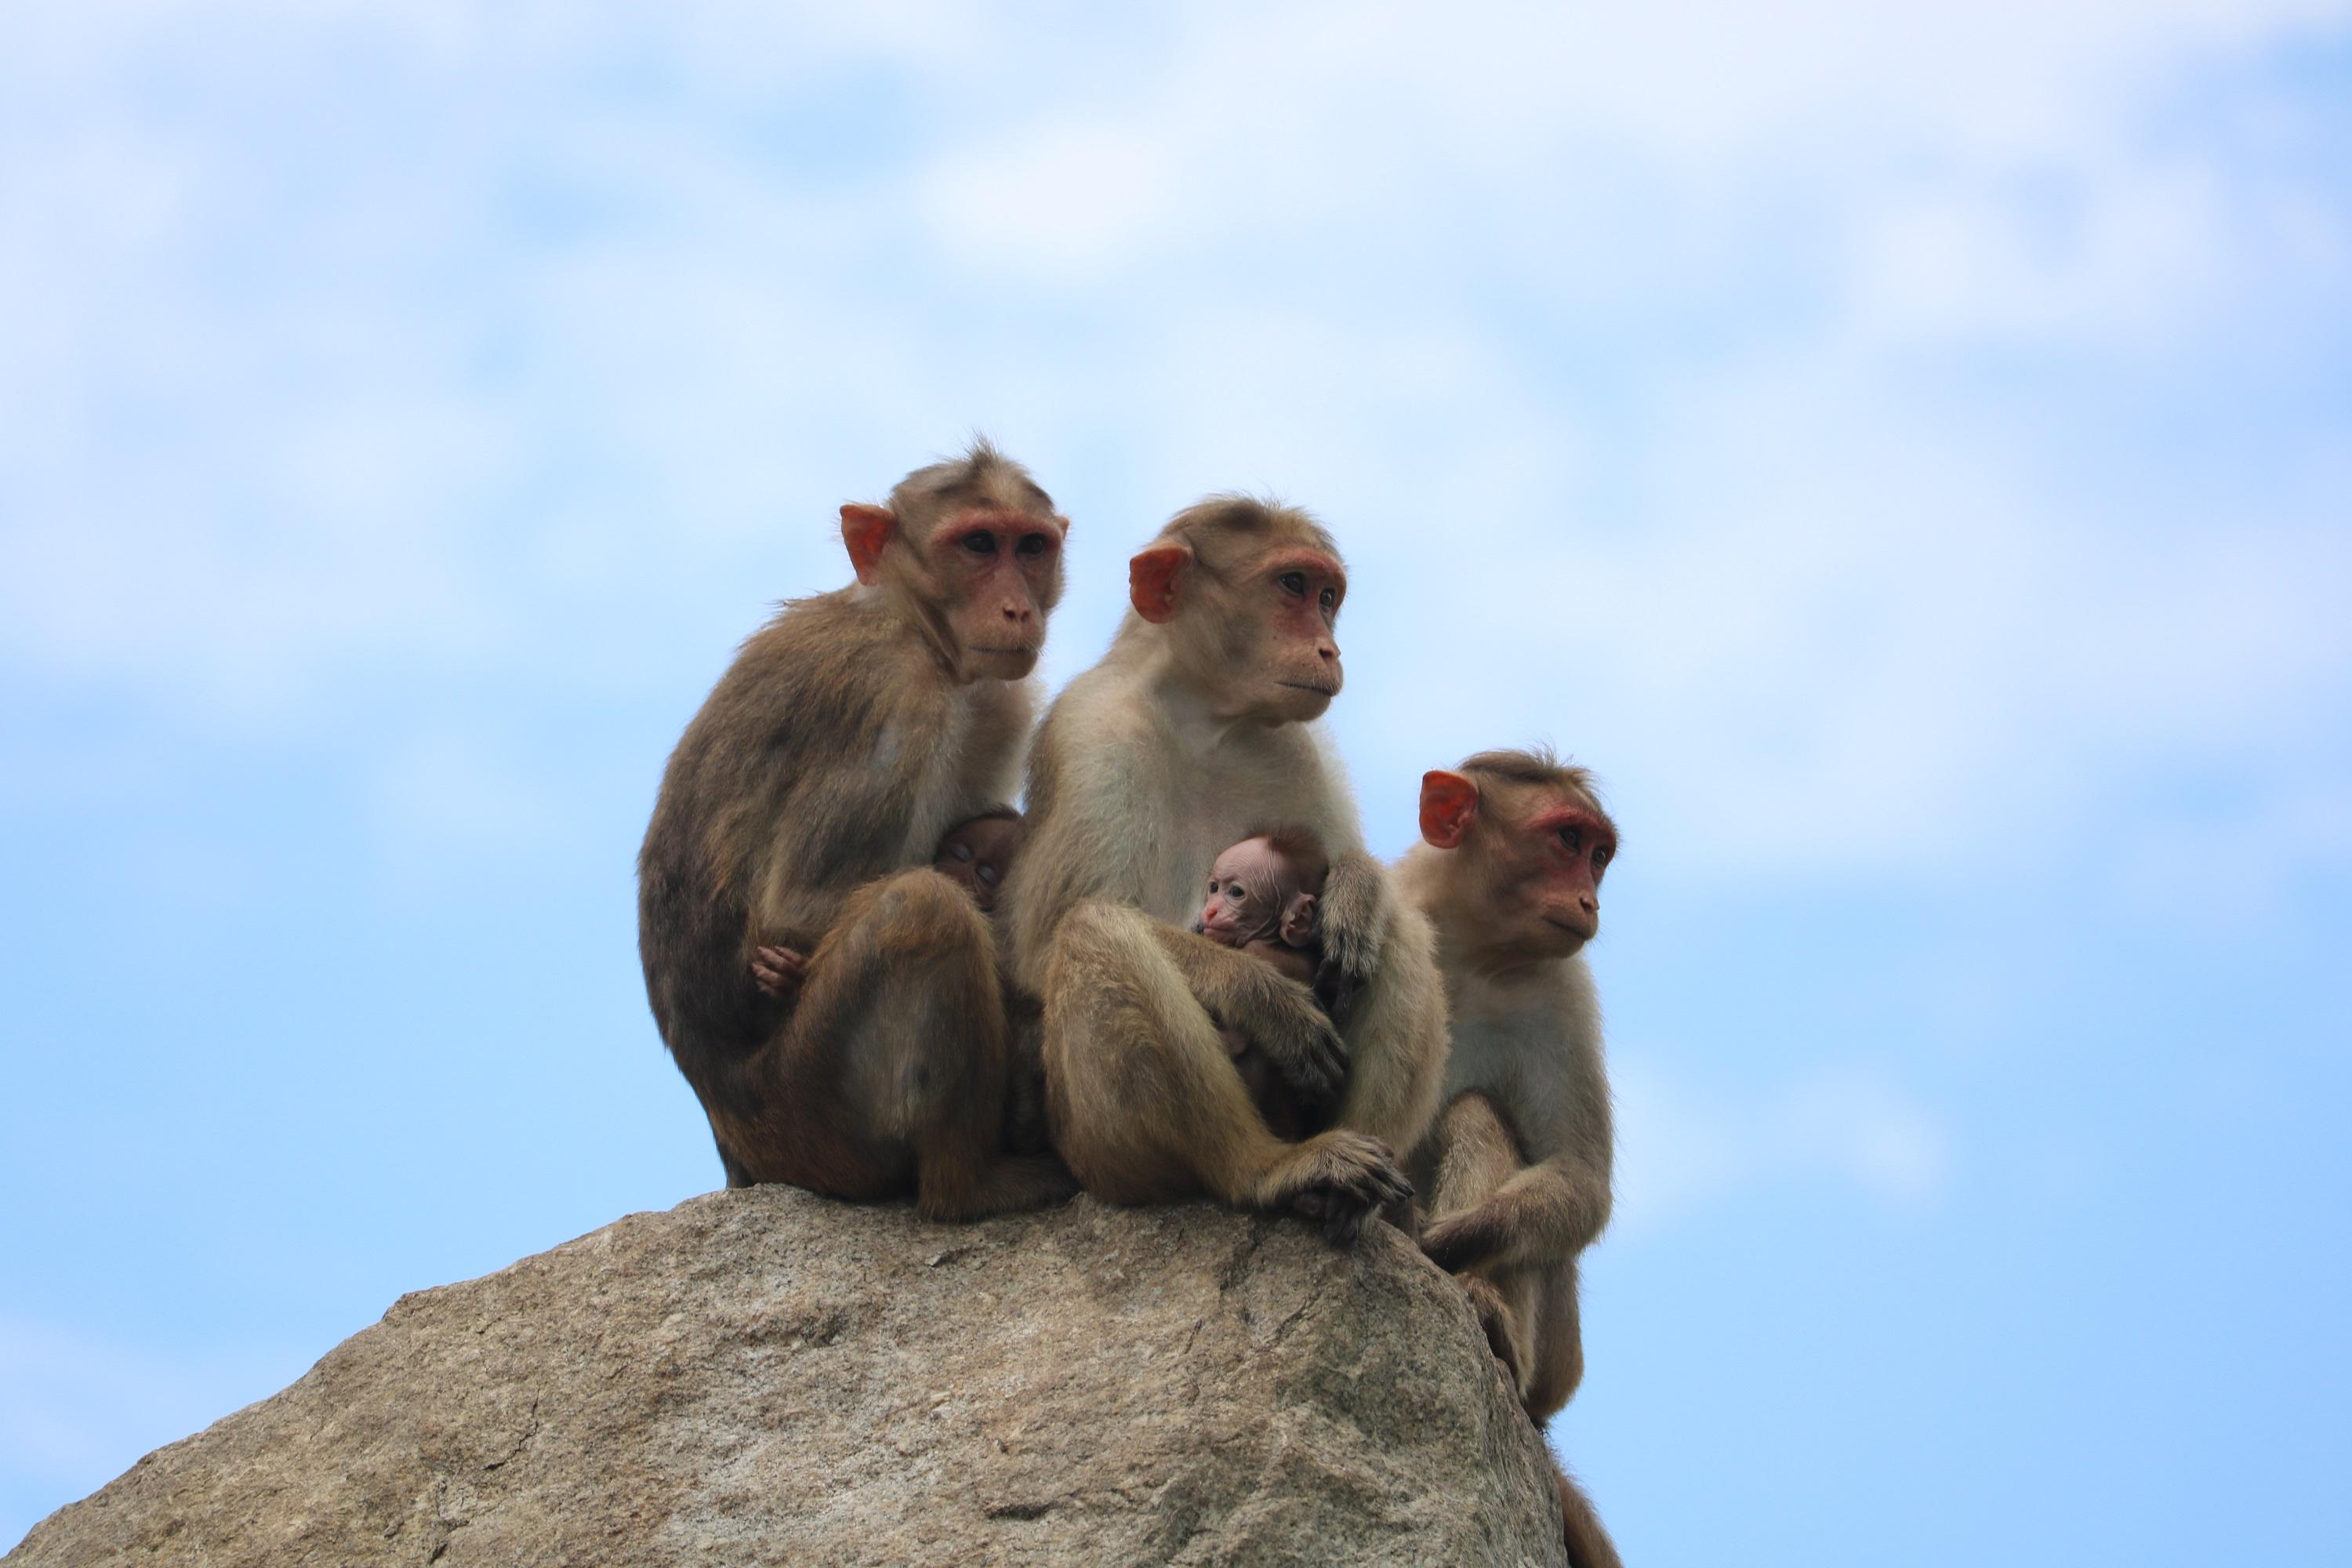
1277,679 -> 1340,697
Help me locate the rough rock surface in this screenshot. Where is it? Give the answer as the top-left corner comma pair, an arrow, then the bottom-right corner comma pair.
9,1189 -> 1566,1567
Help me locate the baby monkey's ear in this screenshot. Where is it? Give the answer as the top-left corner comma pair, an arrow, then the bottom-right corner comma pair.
1279,891 -> 1319,948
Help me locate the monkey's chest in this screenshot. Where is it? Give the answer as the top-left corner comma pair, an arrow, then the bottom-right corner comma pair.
1443,1013 -> 1570,1147
879,698 -> 1010,868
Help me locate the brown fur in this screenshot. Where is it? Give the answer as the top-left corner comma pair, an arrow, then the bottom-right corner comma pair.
1399,747 -> 1624,1564
999,498 -> 1450,1243
637,441 -> 1074,1218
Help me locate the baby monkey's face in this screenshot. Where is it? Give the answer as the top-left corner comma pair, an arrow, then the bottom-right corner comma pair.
935,815 -> 1024,913
1197,836 -> 1317,949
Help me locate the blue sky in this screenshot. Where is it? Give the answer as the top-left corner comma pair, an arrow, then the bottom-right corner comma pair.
3,2 -> 2348,1559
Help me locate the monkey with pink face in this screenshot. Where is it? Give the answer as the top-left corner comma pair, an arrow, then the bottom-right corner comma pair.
1399,746 -> 1626,1568
1000,495 -> 1451,1246
637,441 -> 1075,1220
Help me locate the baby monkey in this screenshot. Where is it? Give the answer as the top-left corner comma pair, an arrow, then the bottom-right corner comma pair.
752,808 -> 1027,996
1193,829 -> 1334,1142
930,806 -> 1025,915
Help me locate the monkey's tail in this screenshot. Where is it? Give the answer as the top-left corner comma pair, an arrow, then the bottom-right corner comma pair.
1550,1449 -> 1624,1568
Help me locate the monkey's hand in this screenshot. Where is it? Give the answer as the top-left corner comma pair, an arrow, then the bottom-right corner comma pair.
750,946 -> 808,1000
1419,1205 -> 1508,1274
1314,850 -> 1392,1026
1246,980 -> 1350,1114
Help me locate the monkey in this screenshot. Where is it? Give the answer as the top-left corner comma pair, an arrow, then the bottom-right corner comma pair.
996,494 -> 1451,1243
1395,747 -> 1624,1568
637,440 -> 1076,1219
752,808 -> 1026,997
1191,828 -> 1333,1142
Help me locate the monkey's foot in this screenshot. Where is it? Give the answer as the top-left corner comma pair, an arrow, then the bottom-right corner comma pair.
750,946 -> 808,999
1457,1275 -> 1526,1392
1419,1207 -> 1507,1274
1261,1131 -> 1413,1244
964,1154 -> 1081,1218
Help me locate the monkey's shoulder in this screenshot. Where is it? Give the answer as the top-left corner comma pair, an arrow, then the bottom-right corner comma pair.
702,592 -> 954,739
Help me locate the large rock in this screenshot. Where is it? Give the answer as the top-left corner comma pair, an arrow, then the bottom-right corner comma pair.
9,1189 -> 1566,1566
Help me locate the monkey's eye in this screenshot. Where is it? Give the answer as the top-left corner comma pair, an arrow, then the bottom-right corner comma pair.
1277,571 -> 1307,596
1559,826 -> 1581,852
961,531 -> 998,555
1319,586 -> 1337,613
978,863 -> 1000,887
949,842 -> 974,862
1593,846 -> 1612,874
1015,532 -> 1051,557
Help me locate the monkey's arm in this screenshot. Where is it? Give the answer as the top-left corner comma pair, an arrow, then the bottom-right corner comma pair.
1327,898 -> 1449,1156
1419,1150 -> 1612,1274
1314,848 -> 1392,1025
1146,924 -> 1348,1109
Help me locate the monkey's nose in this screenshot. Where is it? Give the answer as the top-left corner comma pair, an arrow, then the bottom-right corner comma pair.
1316,642 -> 1338,662
1003,604 -> 1033,623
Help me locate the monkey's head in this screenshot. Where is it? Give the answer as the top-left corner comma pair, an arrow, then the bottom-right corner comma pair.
1127,497 -> 1345,724
934,808 -> 1025,913
840,440 -> 1069,683
1418,749 -> 1617,962
1195,829 -> 1329,953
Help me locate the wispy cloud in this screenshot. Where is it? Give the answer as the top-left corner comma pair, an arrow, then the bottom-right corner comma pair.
5,2 -> 2340,912
1612,1060 -> 1953,1238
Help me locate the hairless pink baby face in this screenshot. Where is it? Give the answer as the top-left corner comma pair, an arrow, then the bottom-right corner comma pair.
1196,836 -> 1319,949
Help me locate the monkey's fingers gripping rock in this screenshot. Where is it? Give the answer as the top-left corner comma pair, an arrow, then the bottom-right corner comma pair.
1283,1131 -> 1414,1244
1457,1276 -> 1526,1388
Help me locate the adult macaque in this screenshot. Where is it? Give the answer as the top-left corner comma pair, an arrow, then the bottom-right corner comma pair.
637,441 -> 1075,1218
1000,496 -> 1450,1242
1396,748 -> 1623,1568
1193,829 -> 1332,1142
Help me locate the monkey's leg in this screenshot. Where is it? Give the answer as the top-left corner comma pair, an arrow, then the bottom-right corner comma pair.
1042,902 -> 1409,1239
785,869 -> 1073,1221
1427,1093 -> 1543,1403
1524,1255 -> 1587,1420
1426,1091 -> 1524,1219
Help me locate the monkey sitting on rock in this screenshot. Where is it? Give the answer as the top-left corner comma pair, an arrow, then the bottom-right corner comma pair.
637,441 -> 1074,1218
1190,829 -> 1336,1143
1399,747 -> 1626,1568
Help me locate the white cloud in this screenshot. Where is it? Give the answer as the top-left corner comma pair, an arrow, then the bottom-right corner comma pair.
0,0 -> 2344,898
1611,1058 -> 1953,1238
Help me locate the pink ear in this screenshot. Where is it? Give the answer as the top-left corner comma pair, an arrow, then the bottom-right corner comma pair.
1128,545 -> 1192,623
1419,771 -> 1479,849
840,503 -> 895,584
